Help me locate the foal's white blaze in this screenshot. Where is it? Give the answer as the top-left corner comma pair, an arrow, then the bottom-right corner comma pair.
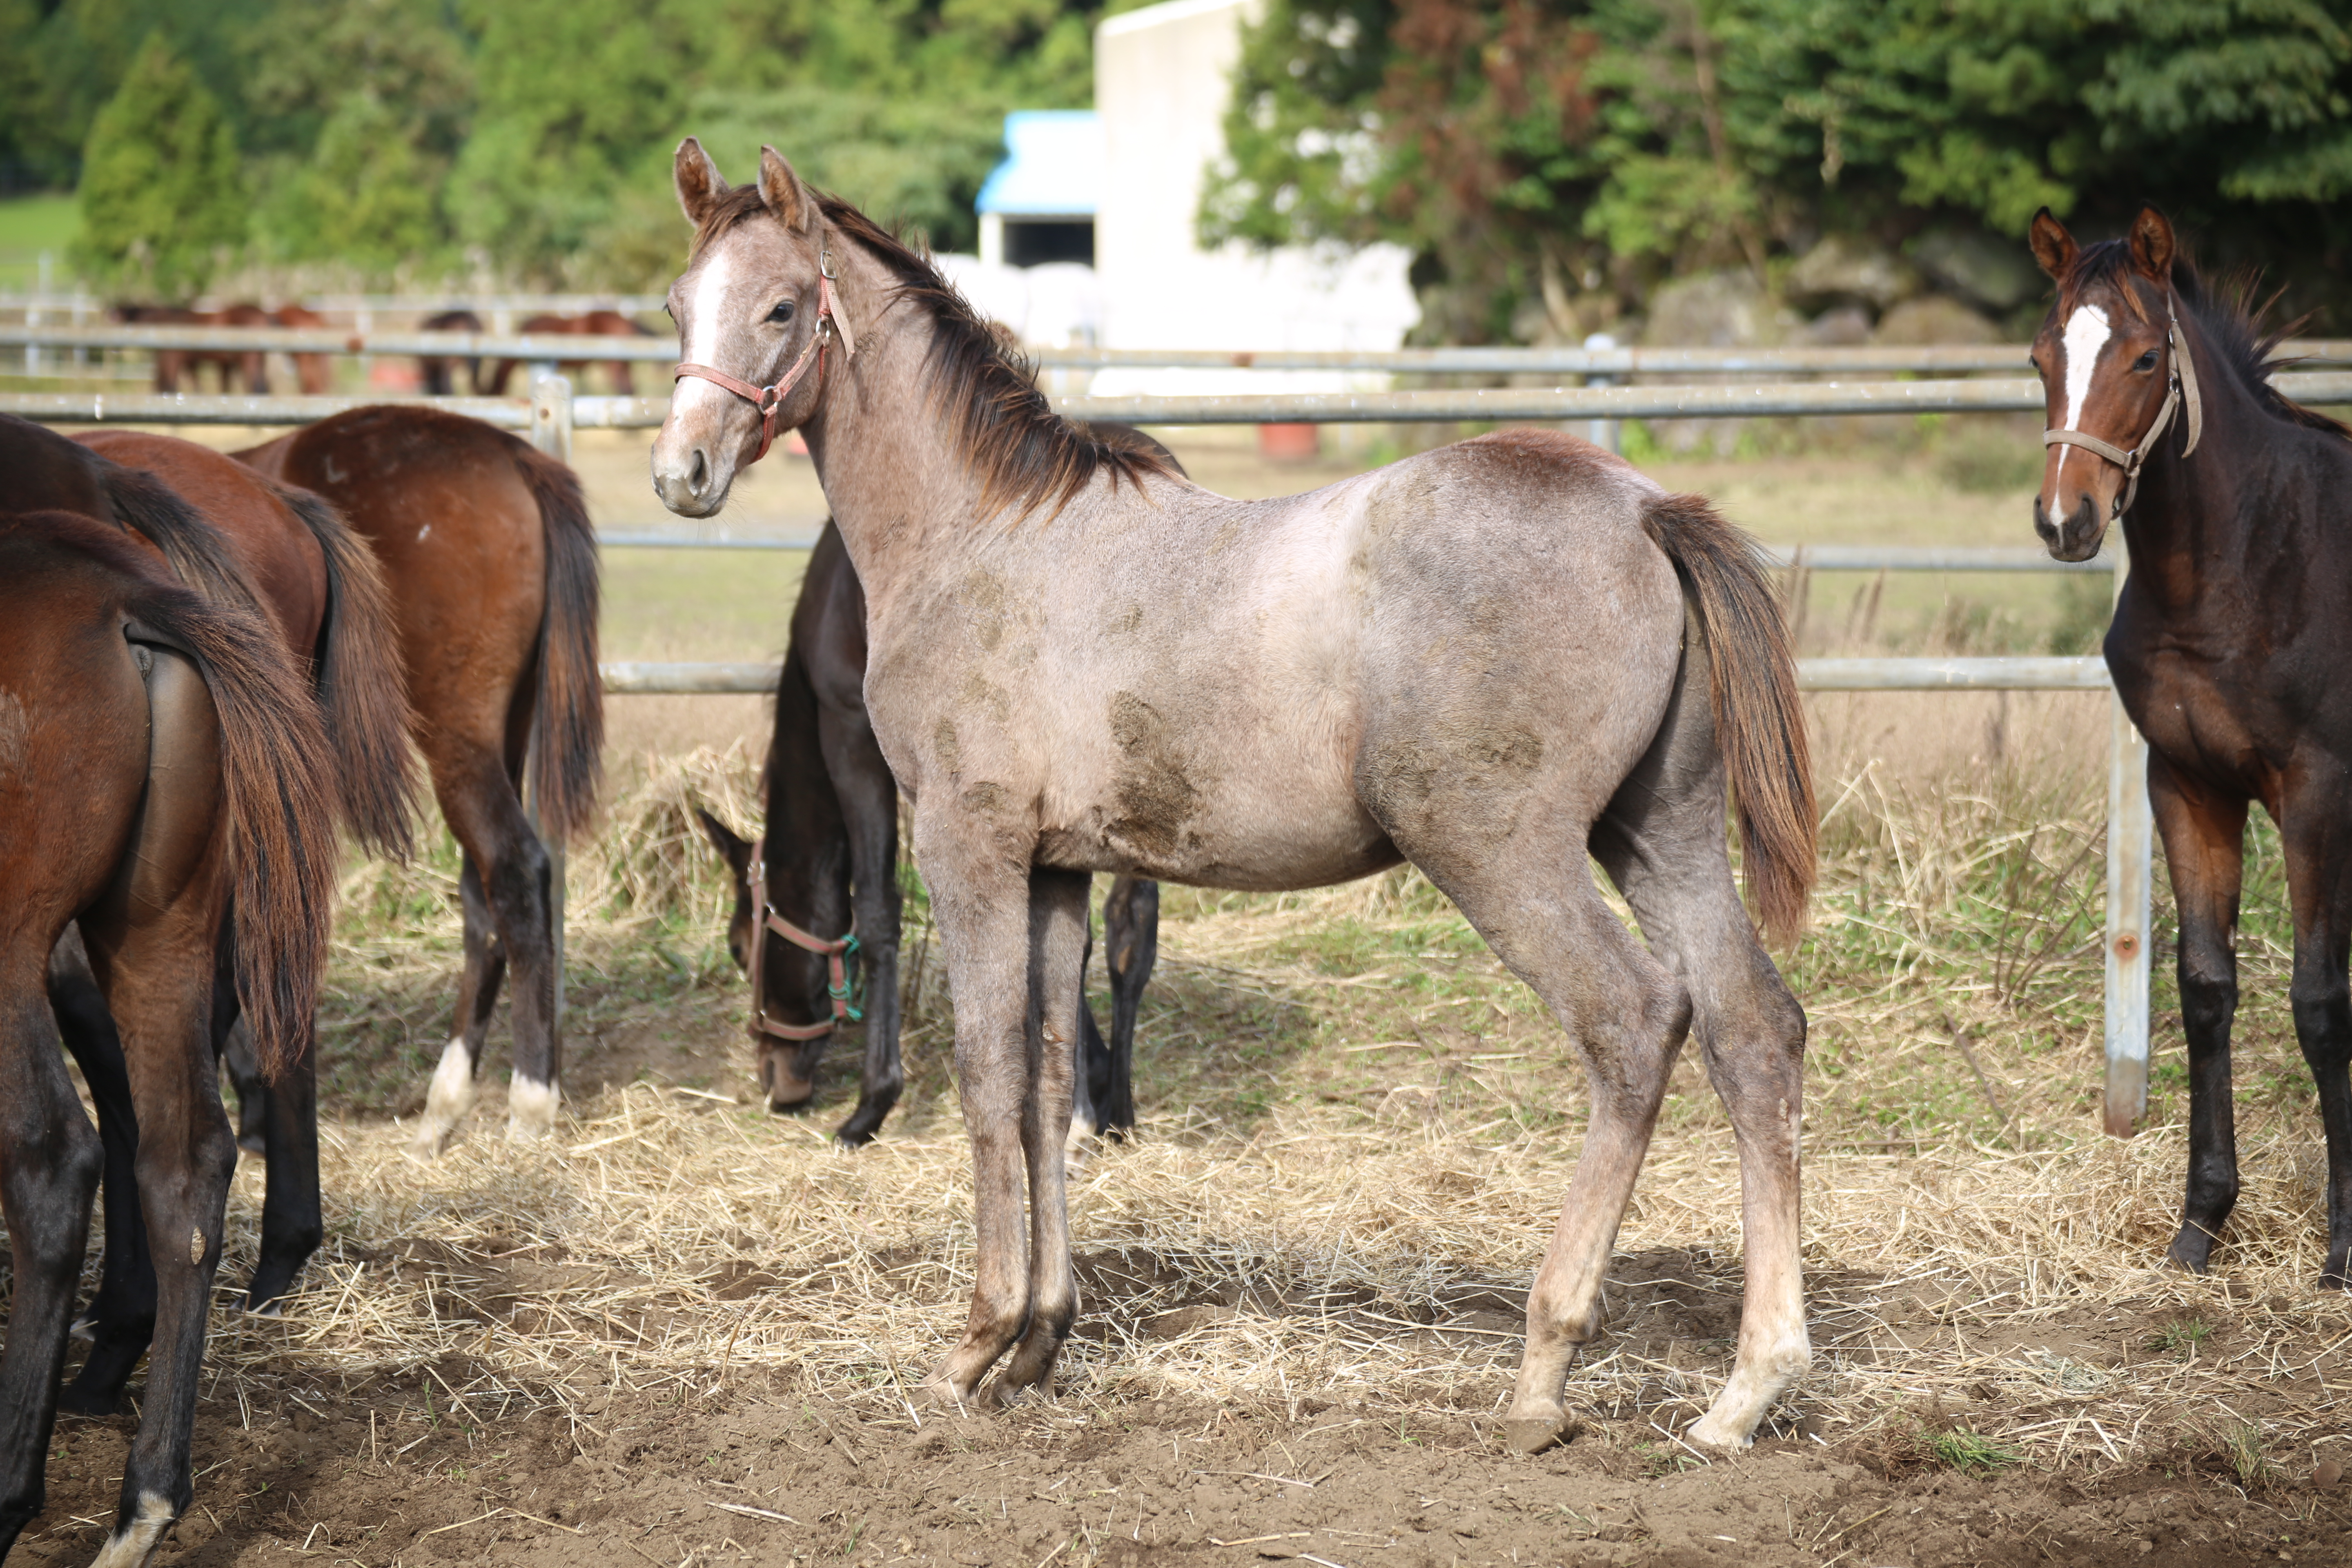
671,249 -> 741,419
2052,303 -> 2113,484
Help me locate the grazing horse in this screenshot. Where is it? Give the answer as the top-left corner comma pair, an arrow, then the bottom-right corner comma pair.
483,310 -> 655,396
2029,206 -> 2352,1287
694,512 -> 1163,1146
0,511 -> 337,1568
650,143 -> 1815,1453
240,405 -> 605,1148
418,308 -> 485,396
113,303 -> 274,394
271,303 -> 335,395
0,416 -> 416,1413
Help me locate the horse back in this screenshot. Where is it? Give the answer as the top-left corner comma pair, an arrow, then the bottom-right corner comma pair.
73,431 -> 330,657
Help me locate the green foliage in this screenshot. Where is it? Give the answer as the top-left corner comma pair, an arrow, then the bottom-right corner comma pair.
1206,0 -> 2352,341
2147,1316 -> 2213,1356
1927,1426 -> 2023,1474
71,34 -> 246,299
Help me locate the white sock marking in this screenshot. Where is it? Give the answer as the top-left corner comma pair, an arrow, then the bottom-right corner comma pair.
507,1075 -> 561,1139
411,1036 -> 477,1153
89,1491 -> 174,1568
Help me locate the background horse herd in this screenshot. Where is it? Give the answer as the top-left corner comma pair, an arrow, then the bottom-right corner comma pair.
1,145 -> 2347,1566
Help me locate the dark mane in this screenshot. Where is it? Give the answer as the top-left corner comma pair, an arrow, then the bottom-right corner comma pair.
691,183 -> 1177,514
2064,238 -> 2351,442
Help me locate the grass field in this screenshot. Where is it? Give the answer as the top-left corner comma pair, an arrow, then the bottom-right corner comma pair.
0,192 -> 77,290
28,426 -> 2349,1565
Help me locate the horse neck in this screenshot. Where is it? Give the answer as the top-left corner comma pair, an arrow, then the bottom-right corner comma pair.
800,257 -> 998,613
2116,310 -> 2279,613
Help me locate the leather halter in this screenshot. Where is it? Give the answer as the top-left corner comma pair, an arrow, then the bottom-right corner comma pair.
743,836 -> 863,1044
673,235 -> 858,466
2043,291 -> 2203,518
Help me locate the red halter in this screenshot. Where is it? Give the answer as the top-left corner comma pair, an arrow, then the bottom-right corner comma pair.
743,836 -> 862,1045
673,237 -> 857,466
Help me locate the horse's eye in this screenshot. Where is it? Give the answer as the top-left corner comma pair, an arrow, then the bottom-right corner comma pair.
2028,354 -> 2042,375
2135,348 -> 2158,372
768,300 -> 796,325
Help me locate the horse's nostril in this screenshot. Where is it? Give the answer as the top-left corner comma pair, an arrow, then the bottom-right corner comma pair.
688,448 -> 710,494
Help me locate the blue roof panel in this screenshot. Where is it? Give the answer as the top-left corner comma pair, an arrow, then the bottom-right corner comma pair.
976,111 -> 1104,218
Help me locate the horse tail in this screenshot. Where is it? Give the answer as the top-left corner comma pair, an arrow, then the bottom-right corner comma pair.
101,464 -> 262,615
1638,491 -> 1816,944
129,553 -> 340,1083
276,483 -> 421,862
516,443 -> 605,841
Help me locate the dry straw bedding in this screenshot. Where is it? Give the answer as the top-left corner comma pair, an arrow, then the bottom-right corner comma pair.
189,719 -> 2352,1491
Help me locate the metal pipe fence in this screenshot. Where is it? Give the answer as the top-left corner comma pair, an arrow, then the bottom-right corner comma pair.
8,372 -> 2352,433
3,366 -> 2166,1137
9,319 -> 2352,376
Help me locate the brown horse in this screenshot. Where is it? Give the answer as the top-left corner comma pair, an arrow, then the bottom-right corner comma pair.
113,303 -> 275,394
271,304 -> 335,395
482,310 -> 655,396
2029,206 -> 2352,1287
418,308 -> 485,395
240,405 -> 605,1148
694,510 -> 1163,1146
652,143 -> 1814,1453
0,416 -> 415,1414
0,510 -> 338,1568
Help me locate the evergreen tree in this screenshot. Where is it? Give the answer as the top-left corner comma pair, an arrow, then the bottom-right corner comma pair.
71,33 -> 247,298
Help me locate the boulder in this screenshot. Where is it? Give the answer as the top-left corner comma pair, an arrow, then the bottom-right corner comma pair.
1640,267 -> 1793,347
1786,234 -> 1922,313
1873,295 -> 2007,346
1804,303 -> 1874,345
1907,229 -> 2044,313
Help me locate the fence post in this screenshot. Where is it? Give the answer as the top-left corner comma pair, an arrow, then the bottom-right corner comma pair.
528,375 -> 573,1029
1582,332 -> 1621,455
2105,539 -> 2154,1136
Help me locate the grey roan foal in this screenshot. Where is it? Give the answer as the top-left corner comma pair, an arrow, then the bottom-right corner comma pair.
651,140 -> 1818,1453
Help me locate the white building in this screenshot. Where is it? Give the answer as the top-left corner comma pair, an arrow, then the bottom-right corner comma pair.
953,0 -> 1418,380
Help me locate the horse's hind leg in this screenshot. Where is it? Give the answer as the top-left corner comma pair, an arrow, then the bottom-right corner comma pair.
823,708 -> 904,1147
2280,773 -> 2352,1288
45,934 -> 154,1402
412,832 -> 524,1154
1588,673 -> 1811,1451
1102,876 -> 1158,1136
246,1033 -> 320,1313
0,977 -> 104,1557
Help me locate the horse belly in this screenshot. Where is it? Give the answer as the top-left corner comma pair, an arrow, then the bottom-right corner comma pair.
1040,761 -> 1399,891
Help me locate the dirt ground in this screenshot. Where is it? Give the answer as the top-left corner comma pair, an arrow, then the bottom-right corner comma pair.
23,1356 -> 2348,1566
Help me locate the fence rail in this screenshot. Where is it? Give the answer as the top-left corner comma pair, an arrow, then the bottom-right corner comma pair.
9,373 -> 2352,432
9,319 -> 2352,376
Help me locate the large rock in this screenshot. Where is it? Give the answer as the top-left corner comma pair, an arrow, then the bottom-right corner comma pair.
1874,295 -> 2007,346
1907,229 -> 2043,313
1640,267 -> 1794,347
1786,234 -> 1922,313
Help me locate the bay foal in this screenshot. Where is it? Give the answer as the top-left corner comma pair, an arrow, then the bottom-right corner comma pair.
0,514 -> 336,1568
2030,206 -> 2352,1285
650,143 -> 1815,1452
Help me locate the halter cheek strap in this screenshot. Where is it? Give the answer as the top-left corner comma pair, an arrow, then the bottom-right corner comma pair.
673,236 -> 858,466
743,835 -> 864,1045
2042,292 -> 2203,518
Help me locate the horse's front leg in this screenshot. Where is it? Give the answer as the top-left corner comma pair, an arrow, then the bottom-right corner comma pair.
916,813 -> 1045,1405
999,867 -> 1091,1396
2148,759 -> 2247,1273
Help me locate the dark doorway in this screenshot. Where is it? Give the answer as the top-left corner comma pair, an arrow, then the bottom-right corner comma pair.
1007,220 -> 1095,267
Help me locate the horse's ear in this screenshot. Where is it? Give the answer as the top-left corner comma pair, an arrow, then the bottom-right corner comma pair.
757,145 -> 815,234
675,137 -> 727,226
2129,205 -> 2176,283
695,806 -> 752,881
2028,208 -> 2077,281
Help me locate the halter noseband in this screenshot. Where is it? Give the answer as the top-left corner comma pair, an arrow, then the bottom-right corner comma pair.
2042,290 -> 2203,518
673,235 -> 858,466
744,835 -> 864,1045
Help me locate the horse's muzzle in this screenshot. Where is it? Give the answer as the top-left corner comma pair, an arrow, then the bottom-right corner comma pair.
2034,492 -> 2107,564
651,440 -> 726,518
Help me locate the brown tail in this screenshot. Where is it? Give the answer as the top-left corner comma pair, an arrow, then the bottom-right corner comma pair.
1639,492 -> 1817,944
276,483 -> 421,861
515,443 -> 605,840
131,557 -> 341,1082
102,465 -> 264,618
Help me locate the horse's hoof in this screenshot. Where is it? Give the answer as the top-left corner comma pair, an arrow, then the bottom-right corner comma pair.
56,1383 -> 121,1419
1501,1414 -> 1576,1455
1684,1416 -> 1753,1457
506,1076 -> 560,1140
